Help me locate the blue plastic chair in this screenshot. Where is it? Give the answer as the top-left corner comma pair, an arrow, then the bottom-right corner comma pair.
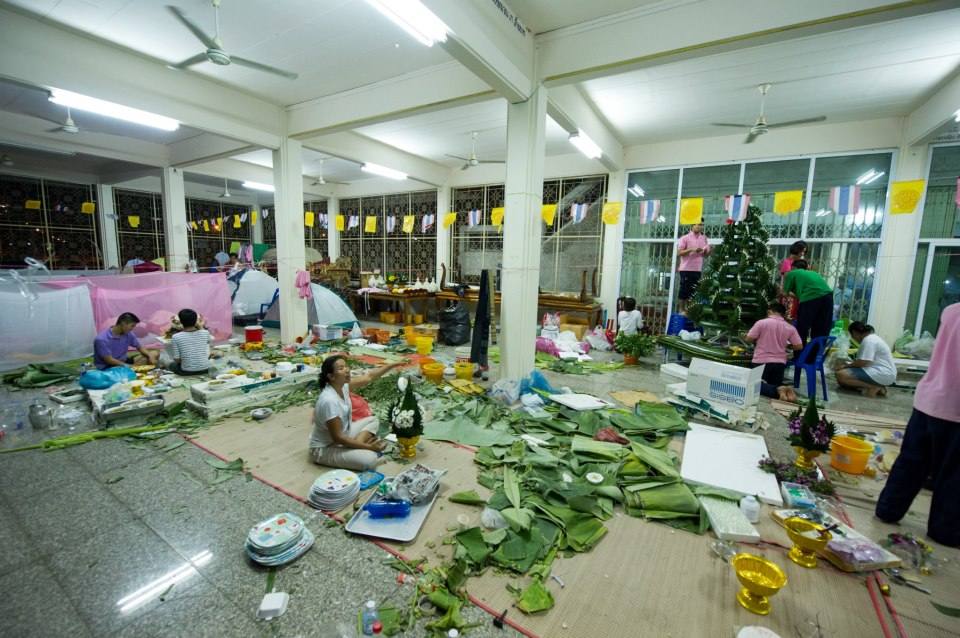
787,335 -> 836,401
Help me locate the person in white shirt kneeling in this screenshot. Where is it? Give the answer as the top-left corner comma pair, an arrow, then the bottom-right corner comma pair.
835,321 -> 897,398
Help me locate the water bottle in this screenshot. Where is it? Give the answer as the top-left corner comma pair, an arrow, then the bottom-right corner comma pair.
361,600 -> 378,636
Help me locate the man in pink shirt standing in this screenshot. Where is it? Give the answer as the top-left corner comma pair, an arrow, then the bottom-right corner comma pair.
744,302 -> 803,402
676,223 -> 711,312
876,303 -> 959,547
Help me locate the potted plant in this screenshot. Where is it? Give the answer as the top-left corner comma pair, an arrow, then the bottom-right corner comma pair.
389,377 -> 423,459
786,397 -> 835,470
614,332 -> 656,365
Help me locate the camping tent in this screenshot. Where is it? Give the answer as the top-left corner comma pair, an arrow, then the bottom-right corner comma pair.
262,283 -> 357,330
226,269 -> 278,320
0,279 -> 96,372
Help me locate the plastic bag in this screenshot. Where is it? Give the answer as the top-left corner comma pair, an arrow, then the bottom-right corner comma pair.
901,331 -> 935,359
490,378 -> 520,405
52,406 -> 93,432
585,326 -> 612,351
438,302 -> 471,345
384,464 -> 444,505
79,366 -> 136,390
481,506 -> 508,530
893,329 -> 913,354
519,370 -> 559,395
349,322 -> 363,339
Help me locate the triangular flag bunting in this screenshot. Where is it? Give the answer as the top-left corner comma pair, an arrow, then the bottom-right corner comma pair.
421,213 -> 435,233
889,179 -> 925,215
601,201 -> 621,225
491,207 -> 504,227
241,213 -> 248,222
128,215 -> 140,228
203,220 -> 210,232
263,209 -> 270,219
638,200 -> 661,224
335,215 -> 345,231
467,209 -> 481,227
348,215 -> 359,230
25,200 -> 41,210
442,211 -> 457,229
233,214 -> 242,229
541,204 -> 557,226
386,215 -> 396,233
365,215 -> 377,233
828,185 -> 860,216
402,215 -> 415,234
305,211 -> 315,228
569,203 -> 587,224
723,193 -> 751,222
251,211 -> 258,226
190,221 -> 198,230
773,190 -> 803,215
80,202 -> 96,214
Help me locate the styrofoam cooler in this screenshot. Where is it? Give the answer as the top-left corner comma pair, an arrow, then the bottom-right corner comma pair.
685,358 -> 763,408
312,325 -> 341,340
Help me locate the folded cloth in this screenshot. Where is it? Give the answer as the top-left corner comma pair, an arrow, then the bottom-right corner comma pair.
295,270 -> 312,299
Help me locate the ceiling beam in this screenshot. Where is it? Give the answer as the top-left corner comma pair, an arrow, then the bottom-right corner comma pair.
186,158 -> 336,199
169,134 -> 255,168
287,63 -> 493,138
300,132 -> 451,186
537,0 -> 958,86
547,86 -> 624,171
0,5 -> 284,149
905,67 -> 960,146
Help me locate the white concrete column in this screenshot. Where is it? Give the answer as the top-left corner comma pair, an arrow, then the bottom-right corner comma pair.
599,170 -> 626,322
161,167 -> 190,272
871,138 -> 927,343
435,186 -> 450,281
500,85 -> 547,380
96,184 -> 120,269
252,203 -> 264,244
327,196 -> 340,261
272,138 -> 308,344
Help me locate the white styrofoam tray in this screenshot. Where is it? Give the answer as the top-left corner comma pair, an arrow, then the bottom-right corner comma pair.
345,487 -> 439,543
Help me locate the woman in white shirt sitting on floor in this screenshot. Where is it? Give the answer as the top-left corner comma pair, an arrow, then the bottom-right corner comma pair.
835,321 -> 897,398
310,355 -> 402,471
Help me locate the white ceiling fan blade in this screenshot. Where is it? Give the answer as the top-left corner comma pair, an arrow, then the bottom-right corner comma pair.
445,153 -> 470,161
230,56 -> 298,79
766,116 -> 827,129
711,122 -> 752,128
460,163 -> 471,171
744,131 -> 760,144
166,6 -> 218,49
477,160 -> 505,164
170,53 -> 210,70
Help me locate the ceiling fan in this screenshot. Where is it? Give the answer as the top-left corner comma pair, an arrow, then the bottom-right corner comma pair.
47,106 -> 79,134
445,131 -> 504,170
711,83 -> 826,144
309,159 -> 348,185
219,178 -> 232,198
166,1 -> 298,80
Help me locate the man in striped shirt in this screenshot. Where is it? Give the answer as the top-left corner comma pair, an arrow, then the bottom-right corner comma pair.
170,308 -> 212,375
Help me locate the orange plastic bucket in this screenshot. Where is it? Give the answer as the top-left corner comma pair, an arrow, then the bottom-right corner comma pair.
830,435 -> 874,474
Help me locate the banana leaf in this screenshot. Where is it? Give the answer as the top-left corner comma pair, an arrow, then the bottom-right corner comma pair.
501,507 -> 534,531
516,579 -> 554,614
449,490 -> 486,506
563,514 -> 608,551
482,528 -> 507,546
570,436 -> 625,462
491,528 -> 546,573
629,440 -> 680,478
2,362 -> 79,388
455,527 -> 492,564
619,453 -> 649,480
503,466 -> 521,509
423,416 -> 515,447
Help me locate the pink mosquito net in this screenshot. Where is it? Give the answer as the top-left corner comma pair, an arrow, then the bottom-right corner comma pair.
44,272 -> 233,343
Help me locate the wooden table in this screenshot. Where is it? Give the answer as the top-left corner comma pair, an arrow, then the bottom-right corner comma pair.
350,289 -> 436,322
435,289 -> 602,326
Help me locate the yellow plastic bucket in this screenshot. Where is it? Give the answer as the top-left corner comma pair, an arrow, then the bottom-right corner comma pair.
416,336 -> 433,355
830,435 -> 874,474
404,325 -> 417,346
422,362 -> 444,384
454,361 -> 473,380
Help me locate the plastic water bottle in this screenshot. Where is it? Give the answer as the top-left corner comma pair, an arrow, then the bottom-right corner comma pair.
739,495 -> 760,524
361,600 -> 378,636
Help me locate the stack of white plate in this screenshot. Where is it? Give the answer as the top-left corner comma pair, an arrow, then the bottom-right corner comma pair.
245,512 -> 314,566
308,469 -> 361,510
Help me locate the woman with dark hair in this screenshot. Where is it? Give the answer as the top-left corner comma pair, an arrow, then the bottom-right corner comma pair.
779,241 -> 807,320
309,355 -> 402,470
835,322 -> 896,397
783,259 -> 834,355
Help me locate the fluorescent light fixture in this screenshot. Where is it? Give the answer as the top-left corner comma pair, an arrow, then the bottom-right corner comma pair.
49,89 -> 179,131
568,130 -> 602,159
117,551 -> 212,613
242,181 -> 275,192
855,169 -> 884,185
955,108 -> 960,122
361,162 -> 407,180
366,0 -> 449,47
627,184 -> 645,198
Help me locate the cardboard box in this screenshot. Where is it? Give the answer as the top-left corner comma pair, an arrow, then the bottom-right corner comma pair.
561,323 -> 588,340
685,357 -> 763,408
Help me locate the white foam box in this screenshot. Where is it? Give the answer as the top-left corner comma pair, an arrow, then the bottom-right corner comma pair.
685,357 -> 763,409
659,363 -> 689,382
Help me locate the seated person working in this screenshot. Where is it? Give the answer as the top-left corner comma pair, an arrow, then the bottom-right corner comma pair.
93,312 -> 158,369
617,297 -> 643,335
310,355 -> 403,471
744,302 -> 802,402
835,321 -> 896,397
168,308 -> 212,376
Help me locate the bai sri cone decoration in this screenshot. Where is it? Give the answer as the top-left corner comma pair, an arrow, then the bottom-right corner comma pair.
390,376 -> 423,459
787,397 -> 835,470
732,553 -> 787,615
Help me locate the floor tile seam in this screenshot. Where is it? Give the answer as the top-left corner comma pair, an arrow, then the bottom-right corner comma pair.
28,551 -> 101,637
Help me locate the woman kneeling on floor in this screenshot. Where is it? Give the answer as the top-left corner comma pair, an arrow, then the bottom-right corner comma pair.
835,321 -> 897,397
310,355 -> 402,471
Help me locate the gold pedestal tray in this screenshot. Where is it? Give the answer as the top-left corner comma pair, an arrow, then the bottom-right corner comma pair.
732,553 -> 787,615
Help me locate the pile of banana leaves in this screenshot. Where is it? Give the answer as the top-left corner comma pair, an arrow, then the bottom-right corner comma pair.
2,362 -> 83,388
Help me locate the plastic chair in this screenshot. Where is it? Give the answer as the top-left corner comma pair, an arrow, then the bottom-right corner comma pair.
787,336 -> 836,401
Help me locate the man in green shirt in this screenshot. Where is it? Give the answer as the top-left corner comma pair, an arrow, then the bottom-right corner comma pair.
783,259 -> 834,357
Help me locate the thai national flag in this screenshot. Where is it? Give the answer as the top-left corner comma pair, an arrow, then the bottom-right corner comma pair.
639,200 -> 660,224
386,215 -> 396,233
724,194 -> 751,221
468,209 -> 481,227
347,215 -> 359,229
828,185 -> 861,216
421,214 -> 435,232
569,203 -> 588,224
318,213 -> 328,229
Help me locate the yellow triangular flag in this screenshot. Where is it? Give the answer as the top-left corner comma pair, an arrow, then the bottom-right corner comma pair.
251,210 -> 258,226
335,215 -> 345,231
365,215 -> 377,233
601,201 -> 622,225
25,199 -> 41,210
402,215 -> 415,234
491,207 -> 504,227
773,190 -> 803,215
305,211 -> 315,228
679,198 -> 703,225
203,220 -> 210,232
80,201 -> 96,214
541,204 -> 557,226
442,212 -> 457,229
233,214 -> 242,229
190,221 -> 198,230
889,179 -> 925,215
216,217 -> 222,228
128,215 -> 140,228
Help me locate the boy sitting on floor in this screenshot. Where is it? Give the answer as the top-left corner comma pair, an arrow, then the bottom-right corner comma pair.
168,308 -> 212,376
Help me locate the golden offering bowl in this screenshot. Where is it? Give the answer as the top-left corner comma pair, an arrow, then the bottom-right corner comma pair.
732,553 -> 787,615
784,517 -> 832,568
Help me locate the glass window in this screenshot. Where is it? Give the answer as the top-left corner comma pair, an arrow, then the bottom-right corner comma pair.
115,188 -> 165,267
920,145 -> 960,239
540,176 -> 607,294
304,199 -> 328,259
186,197 -> 252,268
680,164 -> 740,237
904,244 -> 929,334
450,184 -> 499,285
742,159 -> 809,240
624,169 -> 679,240
808,153 -> 891,239
919,247 -> 960,335
619,242 -> 675,334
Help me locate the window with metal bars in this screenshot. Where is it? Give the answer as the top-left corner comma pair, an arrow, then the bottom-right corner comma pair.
114,188 -> 165,267
185,196 -> 253,269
